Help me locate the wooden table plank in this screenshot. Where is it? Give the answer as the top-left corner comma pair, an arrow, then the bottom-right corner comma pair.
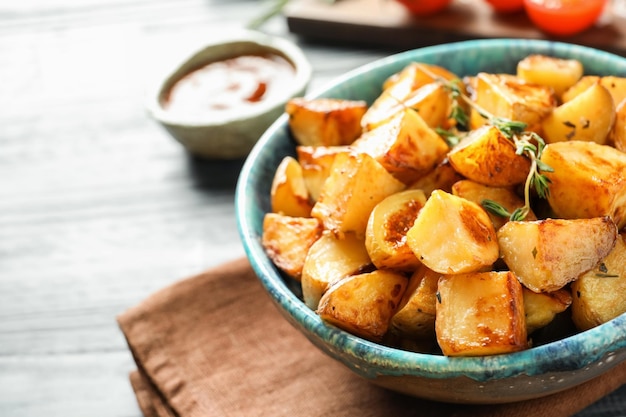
286,0 -> 626,56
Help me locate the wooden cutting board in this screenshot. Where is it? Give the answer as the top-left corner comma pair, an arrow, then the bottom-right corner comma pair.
285,0 -> 626,55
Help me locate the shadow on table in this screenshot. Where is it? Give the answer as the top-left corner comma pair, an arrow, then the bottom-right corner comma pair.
184,153 -> 247,191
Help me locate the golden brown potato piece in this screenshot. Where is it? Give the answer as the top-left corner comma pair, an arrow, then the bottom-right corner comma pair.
447,125 -> 531,187
286,97 -> 367,146
542,82 -> 615,145
262,213 -> 323,280
469,73 -> 556,133
540,141 -> 626,229
523,288 -> 572,334
561,76 -> 600,103
406,157 -> 465,196
389,264 -> 440,340
600,76 -> 626,107
361,81 -> 453,131
571,234 -> 626,331
365,189 -> 426,271
296,145 -> 349,202
353,108 -> 449,184
436,271 -> 528,356
382,62 -> 462,92
301,232 -> 372,310
317,269 -> 408,342
270,156 -> 314,217
451,179 -> 536,230
497,217 -> 618,293
610,98 -> 626,153
311,152 -> 405,239
406,190 -> 499,274
516,54 -> 583,97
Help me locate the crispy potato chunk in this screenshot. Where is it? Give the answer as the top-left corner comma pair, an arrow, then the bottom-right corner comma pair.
561,75 -> 599,102
365,189 -> 426,271
451,179 -> 536,230
301,233 -> 372,310
571,234 -> 626,331
286,97 -> 367,146
523,288 -> 572,334
540,141 -> 626,229
407,158 -> 464,196
436,271 -> 528,356
389,264 -> 440,340
317,269 -> 408,342
382,62 -> 462,92
542,82 -> 615,145
610,99 -> 626,153
311,152 -> 405,239
448,125 -> 531,187
600,76 -> 626,107
516,54 -> 583,97
262,213 -> 323,280
361,81 -> 453,131
296,145 -> 349,202
469,73 -> 556,133
353,108 -> 449,184
270,156 -> 314,217
497,217 -> 618,293
406,190 -> 499,274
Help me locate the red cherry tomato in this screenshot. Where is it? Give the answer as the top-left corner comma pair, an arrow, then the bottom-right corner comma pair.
484,0 -> 524,13
523,0 -> 608,36
394,0 -> 453,16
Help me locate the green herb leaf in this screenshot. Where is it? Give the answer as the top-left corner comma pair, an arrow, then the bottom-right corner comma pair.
481,199 -> 511,218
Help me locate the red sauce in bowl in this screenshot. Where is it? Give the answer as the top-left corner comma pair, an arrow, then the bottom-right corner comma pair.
162,54 -> 295,118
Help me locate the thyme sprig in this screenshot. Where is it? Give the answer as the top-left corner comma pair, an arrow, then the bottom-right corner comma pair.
419,67 -> 553,221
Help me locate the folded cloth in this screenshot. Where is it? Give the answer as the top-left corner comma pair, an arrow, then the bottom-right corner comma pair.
117,257 -> 626,417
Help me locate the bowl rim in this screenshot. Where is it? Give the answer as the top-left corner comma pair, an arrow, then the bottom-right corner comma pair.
236,38 -> 626,382
146,29 -> 312,128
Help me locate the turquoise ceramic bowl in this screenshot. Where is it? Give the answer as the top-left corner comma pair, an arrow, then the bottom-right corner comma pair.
236,39 -> 626,404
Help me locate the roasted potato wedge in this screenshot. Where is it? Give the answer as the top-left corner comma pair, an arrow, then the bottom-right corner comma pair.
361,81 -> 453,131
523,288 -> 572,334
516,54 -> 583,97
571,234 -> 626,331
451,179 -> 536,230
365,189 -> 426,271
469,72 -> 556,133
406,157 -> 464,196
296,145 -> 349,202
382,62 -> 462,91
497,217 -> 618,293
447,125 -> 531,187
353,108 -> 449,184
270,156 -> 314,217
406,190 -> 499,274
389,264 -> 440,340
317,269 -> 408,342
262,213 -> 323,280
436,271 -> 528,356
311,151 -> 405,239
542,82 -> 615,145
561,75 -> 600,103
600,76 -> 626,107
301,232 -> 372,310
610,98 -> 626,153
540,141 -> 626,229
286,97 -> 367,146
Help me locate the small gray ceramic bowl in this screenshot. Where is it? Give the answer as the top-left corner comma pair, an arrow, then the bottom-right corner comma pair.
236,39 -> 626,404
147,30 -> 311,159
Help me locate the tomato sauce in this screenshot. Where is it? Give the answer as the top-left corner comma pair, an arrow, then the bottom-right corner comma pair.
162,53 -> 295,118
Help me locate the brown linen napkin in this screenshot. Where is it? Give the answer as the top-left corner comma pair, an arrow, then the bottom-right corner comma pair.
117,257 -> 626,417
